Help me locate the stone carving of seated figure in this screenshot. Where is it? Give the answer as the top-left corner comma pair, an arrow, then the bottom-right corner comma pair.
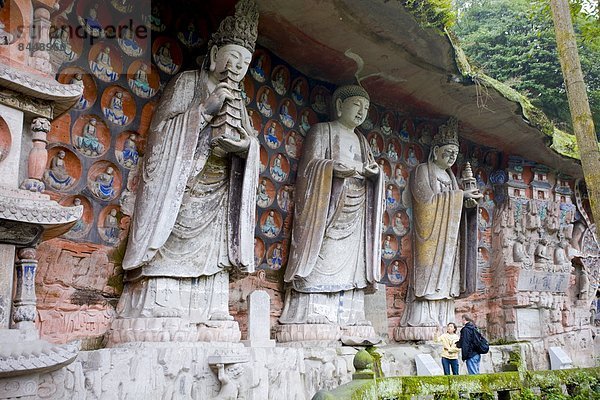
103,208 -> 121,244
91,166 -> 116,200
118,134 -> 139,168
104,91 -> 128,125
43,150 -> 75,190
75,118 -> 104,156
90,46 -> 118,82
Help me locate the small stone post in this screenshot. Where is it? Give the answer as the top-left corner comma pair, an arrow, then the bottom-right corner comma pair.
12,248 -> 38,332
20,117 -> 49,192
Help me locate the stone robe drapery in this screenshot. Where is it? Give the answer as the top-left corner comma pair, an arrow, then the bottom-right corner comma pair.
122,68 -> 259,279
284,122 -> 384,292
401,161 -> 477,327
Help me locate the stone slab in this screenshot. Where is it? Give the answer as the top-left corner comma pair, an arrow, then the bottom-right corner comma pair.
516,309 -> 542,339
364,284 -> 389,340
517,271 -> 570,292
415,353 -> 443,376
548,347 -> 573,370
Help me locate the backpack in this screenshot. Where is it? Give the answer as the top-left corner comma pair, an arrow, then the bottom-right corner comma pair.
473,328 -> 489,354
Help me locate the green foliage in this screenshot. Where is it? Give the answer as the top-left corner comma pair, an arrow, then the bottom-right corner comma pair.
452,0 -> 600,138
398,0 -> 457,30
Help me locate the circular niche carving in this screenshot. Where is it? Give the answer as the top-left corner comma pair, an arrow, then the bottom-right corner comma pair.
385,138 -> 402,163
59,195 -> 93,239
247,109 -> 262,133
310,85 -> 331,115
376,158 -> 391,182
290,77 -> 308,107
87,161 -> 122,202
256,177 -> 276,209
263,120 -> 283,150
57,66 -> 97,111
88,42 -> 123,83
115,131 -> 143,170
379,112 -> 397,137
0,0 -> 24,45
385,183 -> 401,210
271,65 -> 290,96
277,185 -> 294,212
415,122 -> 434,148
256,86 -> 276,118
278,98 -> 296,129
404,144 -> 423,169
174,16 -> 208,48
49,16 -> 84,63
117,17 -> 148,56
97,205 -> 125,245
100,86 -> 136,127
71,115 -> 110,158
259,209 -> 283,239
387,259 -> 407,285
249,49 -> 271,83
297,108 -> 318,136
76,0 -> 110,38
392,210 -> 410,237
43,146 -> 82,192
266,242 -> 285,270
367,131 -> 383,158
284,130 -> 302,159
152,36 -> 183,75
269,153 -> 289,183
381,234 -> 399,260
254,237 -> 266,267
259,147 -> 268,174
398,118 -> 414,142
127,60 -> 160,99
242,76 -> 255,106
0,117 -> 12,163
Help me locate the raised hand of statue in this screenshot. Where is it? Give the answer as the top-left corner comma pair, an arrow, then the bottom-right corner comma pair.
201,82 -> 235,116
463,187 -> 483,200
214,127 -> 250,154
333,161 -> 356,178
362,161 -> 380,177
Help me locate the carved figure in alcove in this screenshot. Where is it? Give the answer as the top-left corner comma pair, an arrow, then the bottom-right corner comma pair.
91,166 -> 116,200
118,134 -> 139,169
43,150 -> 75,190
154,42 -> 178,74
104,91 -> 128,125
75,118 -> 104,156
91,46 -> 118,82
534,236 -> 552,264
103,209 -> 121,244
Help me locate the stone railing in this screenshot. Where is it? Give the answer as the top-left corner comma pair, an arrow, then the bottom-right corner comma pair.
312,350 -> 600,400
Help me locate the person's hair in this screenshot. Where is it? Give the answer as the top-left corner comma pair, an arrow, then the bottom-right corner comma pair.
447,322 -> 457,332
462,314 -> 474,323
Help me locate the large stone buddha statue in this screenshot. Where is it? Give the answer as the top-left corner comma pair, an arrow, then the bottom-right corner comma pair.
277,85 -> 385,344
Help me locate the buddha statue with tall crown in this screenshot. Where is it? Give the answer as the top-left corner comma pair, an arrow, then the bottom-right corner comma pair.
110,0 -> 260,344
395,117 -> 482,341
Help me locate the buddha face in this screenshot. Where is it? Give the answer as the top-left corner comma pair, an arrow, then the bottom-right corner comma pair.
211,44 -> 252,83
433,144 -> 458,169
337,95 -> 369,129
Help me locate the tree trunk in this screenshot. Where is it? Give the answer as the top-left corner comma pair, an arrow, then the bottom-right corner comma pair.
550,0 -> 600,224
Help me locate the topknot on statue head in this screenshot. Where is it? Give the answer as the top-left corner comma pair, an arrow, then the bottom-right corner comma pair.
207,0 -> 258,53
431,116 -> 460,148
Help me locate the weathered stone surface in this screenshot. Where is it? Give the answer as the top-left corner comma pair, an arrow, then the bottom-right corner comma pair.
35,239 -> 119,344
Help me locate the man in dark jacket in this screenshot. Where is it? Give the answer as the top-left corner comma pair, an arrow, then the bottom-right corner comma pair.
457,314 -> 481,374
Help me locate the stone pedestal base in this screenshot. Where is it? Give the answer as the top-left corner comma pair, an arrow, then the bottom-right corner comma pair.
276,324 -> 341,343
393,326 -> 440,341
108,318 -> 241,345
197,321 -> 241,342
341,325 -> 382,345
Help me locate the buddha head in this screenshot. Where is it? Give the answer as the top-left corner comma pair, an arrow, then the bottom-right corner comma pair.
332,85 -> 370,129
